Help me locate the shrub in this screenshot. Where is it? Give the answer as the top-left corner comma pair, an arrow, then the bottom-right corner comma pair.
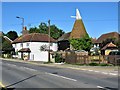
89,62 -> 99,66
55,53 -> 63,63
99,63 -> 108,66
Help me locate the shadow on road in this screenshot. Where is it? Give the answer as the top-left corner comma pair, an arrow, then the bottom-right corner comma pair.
4,74 -> 38,89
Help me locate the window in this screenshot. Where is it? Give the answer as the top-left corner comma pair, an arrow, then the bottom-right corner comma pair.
14,44 -> 17,48
26,43 -> 29,47
50,43 -> 53,46
20,43 -> 23,47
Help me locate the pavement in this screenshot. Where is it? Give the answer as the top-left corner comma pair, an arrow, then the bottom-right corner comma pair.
0,58 -> 119,76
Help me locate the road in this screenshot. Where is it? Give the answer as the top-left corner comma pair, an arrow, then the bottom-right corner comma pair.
0,59 -> 119,89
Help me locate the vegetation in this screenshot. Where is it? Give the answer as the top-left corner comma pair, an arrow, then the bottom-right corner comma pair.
29,22 -> 65,39
5,31 -> 18,41
88,62 -> 98,66
55,53 -> 64,63
69,62 -> 114,66
69,35 -> 92,51
0,36 -> 14,58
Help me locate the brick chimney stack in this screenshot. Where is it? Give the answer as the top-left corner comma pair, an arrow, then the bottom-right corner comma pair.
22,26 -> 29,35
23,26 -> 27,30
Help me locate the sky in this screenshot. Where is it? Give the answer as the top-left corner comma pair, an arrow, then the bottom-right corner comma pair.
2,2 -> 118,38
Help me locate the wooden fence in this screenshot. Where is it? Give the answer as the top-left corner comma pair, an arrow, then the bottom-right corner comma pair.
57,51 -> 119,65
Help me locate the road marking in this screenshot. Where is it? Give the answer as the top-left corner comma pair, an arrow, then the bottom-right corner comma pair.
97,85 -> 104,89
7,63 -> 16,67
81,69 -> 86,71
94,71 -> 100,73
101,72 -> 108,75
88,70 -> 93,72
97,86 -> 113,90
109,73 -> 117,76
0,82 -> 5,88
46,72 -> 77,82
20,67 -> 37,71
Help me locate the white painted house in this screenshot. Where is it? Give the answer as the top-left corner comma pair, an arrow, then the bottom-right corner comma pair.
12,33 -> 57,62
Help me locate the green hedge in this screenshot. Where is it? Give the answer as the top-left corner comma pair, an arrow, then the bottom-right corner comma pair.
55,53 -> 64,63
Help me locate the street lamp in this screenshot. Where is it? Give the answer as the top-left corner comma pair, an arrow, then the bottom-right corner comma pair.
16,16 -> 24,34
16,16 -> 24,60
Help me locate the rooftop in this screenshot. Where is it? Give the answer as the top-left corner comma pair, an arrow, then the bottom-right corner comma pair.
12,33 -> 56,44
95,32 -> 120,44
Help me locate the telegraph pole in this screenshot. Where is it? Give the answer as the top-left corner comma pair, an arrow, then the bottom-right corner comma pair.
48,20 -> 50,62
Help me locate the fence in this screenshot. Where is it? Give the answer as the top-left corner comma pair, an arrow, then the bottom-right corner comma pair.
57,51 -> 119,65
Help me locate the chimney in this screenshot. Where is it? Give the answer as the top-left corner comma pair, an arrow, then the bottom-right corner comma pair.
22,26 -> 29,35
23,26 -> 27,30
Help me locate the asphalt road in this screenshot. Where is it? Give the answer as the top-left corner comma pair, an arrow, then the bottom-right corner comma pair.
0,59 -> 119,90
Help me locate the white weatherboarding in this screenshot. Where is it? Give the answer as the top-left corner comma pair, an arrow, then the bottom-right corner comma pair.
71,9 -> 82,20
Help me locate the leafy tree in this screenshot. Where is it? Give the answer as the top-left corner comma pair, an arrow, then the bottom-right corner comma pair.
69,35 -> 92,51
28,22 -> 65,39
50,25 -> 64,39
1,36 -> 14,54
39,22 -> 48,34
29,27 -> 40,33
5,31 -> 18,41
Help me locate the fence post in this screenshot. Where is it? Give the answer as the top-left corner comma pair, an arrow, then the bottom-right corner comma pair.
84,55 -> 86,64
99,55 -> 100,64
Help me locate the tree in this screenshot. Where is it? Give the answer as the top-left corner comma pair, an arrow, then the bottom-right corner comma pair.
39,22 -> 48,34
29,27 -> 40,33
6,31 -> 18,41
28,22 -> 65,40
1,36 -> 14,54
50,25 -> 64,39
69,35 -> 92,51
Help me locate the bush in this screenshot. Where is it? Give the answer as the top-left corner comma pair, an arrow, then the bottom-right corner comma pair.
55,53 -> 63,63
99,63 -> 108,66
99,63 -> 113,66
89,62 -> 99,66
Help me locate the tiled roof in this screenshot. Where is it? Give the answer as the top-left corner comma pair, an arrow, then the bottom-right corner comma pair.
91,38 -> 97,43
69,20 -> 88,39
3,36 -> 13,43
101,42 -> 117,50
58,32 -> 71,41
18,48 -> 31,52
12,33 -> 56,44
95,32 -> 120,44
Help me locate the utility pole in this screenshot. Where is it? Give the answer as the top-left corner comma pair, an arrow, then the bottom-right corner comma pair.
48,20 -> 50,62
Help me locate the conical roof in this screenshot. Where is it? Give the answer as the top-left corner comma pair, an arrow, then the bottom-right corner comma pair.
69,19 -> 88,39
70,9 -> 88,39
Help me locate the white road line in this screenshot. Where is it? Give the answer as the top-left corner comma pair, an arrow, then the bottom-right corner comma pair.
97,85 -> 104,89
88,70 -> 93,72
101,72 -> 109,75
6,63 -> 16,67
20,67 -> 37,71
81,69 -> 86,70
11,64 -> 17,67
94,71 -> 100,73
109,73 -> 117,76
97,86 -> 113,90
46,72 -> 77,82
